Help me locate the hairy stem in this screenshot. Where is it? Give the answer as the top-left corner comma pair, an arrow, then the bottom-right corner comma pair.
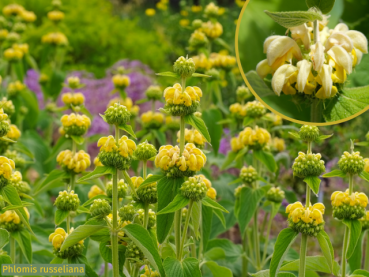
242,230 -> 249,277
143,161 -> 147,179
104,261 -> 109,277
341,226 -> 349,277
179,200 -> 193,260
10,237 -> 16,263
175,210 -> 182,260
299,234 -> 308,277
180,116 -> 185,155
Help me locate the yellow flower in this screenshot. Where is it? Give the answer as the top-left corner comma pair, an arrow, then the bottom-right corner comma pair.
98,136 -> 118,152
112,74 -> 130,89
192,54 -> 212,72
229,103 -> 246,118
140,265 -> 160,277
41,32 -> 68,46
12,44 -> 29,55
6,125 -> 21,141
141,111 -> 164,124
4,48 -> 23,61
364,158 -> 369,173
62,92 -> 85,106
207,187 -> 217,199
118,136 -> 136,157
94,157 -> 103,167
0,156 -> 15,180
180,19 -> 190,27
61,113 -> 91,129
108,97 -> 139,116
164,83 -> 202,107
21,10 -> 37,22
210,53 -> 236,70
0,109 -> 8,121
231,137 -> 243,152
57,150 -> 91,173
88,185 -> 106,199
156,2 -> 167,11
180,10 -> 189,17
201,21 -> 223,39
47,10 -> 64,22
238,126 -> 271,148
0,29 -> 8,41
271,64 -> 298,96
3,4 -> 24,17
145,8 -> 156,16
191,5 -> 203,13
286,202 -> 325,225
272,137 -> 285,152
178,129 -> 206,147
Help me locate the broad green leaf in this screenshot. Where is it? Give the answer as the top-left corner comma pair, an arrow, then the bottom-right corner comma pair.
78,166 -> 115,182
317,134 -> 333,142
192,72 -> 211,78
0,254 -> 12,274
356,141 -> 369,147
270,228 -> 299,277
243,116 -> 255,127
228,178 -> 242,186
0,229 -> 9,249
71,135 -> 84,145
157,177 -> 184,243
161,243 -> 176,260
236,186 -> 265,234
213,208 -> 226,228
13,141 -> 35,159
152,129 -> 166,145
254,150 -> 277,172
34,169 -> 69,195
303,176 -> 321,195
137,174 -> 165,190
203,108 -> 223,155
251,271 -> 296,277
317,231 -> 334,273
156,72 -> 180,78
12,230 -> 32,263
164,257 -> 185,277
203,261 -> 233,277
343,219 -> 362,259
221,151 -> 237,170
184,113 -> 211,143
352,269 -> 369,277
280,256 -> 340,275
123,224 -> 165,276
55,210 -> 69,225
324,85 -> 369,122
206,239 -> 242,263
60,225 -> 108,251
348,232 -> 365,272
359,171 -> 369,182
191,201 -> 201,239
271,202 -> 282,218
157,194 -> 189,215
323,169 -> 346,178
44,135 -> 69,164
306,0 -> 336,14
163,257 -> 202,277
202,196 -> 228,213
70,255 -> 99,277
119,124 -> 137,139
265,10 -> 323,28
235,147 -> 249,162
289,131 -> 301,139
182,257 -> 202,277
202,205 -> 213,250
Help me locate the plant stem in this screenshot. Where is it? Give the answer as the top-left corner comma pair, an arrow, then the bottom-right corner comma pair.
66,215 -> 71,233
179,116 -> 185,155
179,200 -> 193,260
122,170 -> 138,199
152,100 -> 155,112
143,203 -> 149,229
10,237 -> 16,263
143,161 -> 147,179
341,226 -> 349,277
253,211 -> 261,270
242,230 -> 249,277
307,141 -> 312,155
365,232 -> 369,270
191,229 -> 197,258
348,174 -> 354,194
262,212 -> 273,264
299,234 -> 308,277
104,261 -> 109,277
175,210 -> 182,260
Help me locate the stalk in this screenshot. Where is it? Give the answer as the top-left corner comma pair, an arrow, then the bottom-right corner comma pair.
179,200 -> 194,260
111,124 -> 120,277
253,211 -> 261,270
10,237 -> 16,263
242,230 -> 249,277
365,232 -> 369,270
299,186 -> 311,277
104,261 -> 109,277
262,212 -> 273,264
142,160 -> 150,228
151,100 -> 156,113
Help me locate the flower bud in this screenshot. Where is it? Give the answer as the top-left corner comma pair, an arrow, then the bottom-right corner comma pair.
0,156 -> 15,188
204,3 -> 219,18
126,241 -> 144,262
182,207 -> 188,219
0,112 -> 10,139
132,175 -> 158,204
119,204 -> 136,222
240,166 -> 258,184
234,184 -> 246,198
229,103 -> 247,119
62,92 -> 85,106
236,86 -> 251,102
13,22 -> 26,34
112,74 -> 130,90
60,113 -> 91,136
47,10 -> 64,22
134,141 -> 157,161
202,21 -> 223,39
331,190 -> 368,220
189,30 -> 209,49
238,126 -> 271,150
0,98 -> 15,116
180,176 -> 208,201
104,102 -> 131,126
207,187 -> 217,200
266,187 -> 285,203
42,32 -> 68,46
173,56 -> 196,78
271,137 -> 285,152
106,179 -> 128,199
338,151 -> 365,175
192,19 -> 203,29
286,202 -> 325,236
299,125 -> 319,142
137,209 -> 156,228
10,171 -> 30,195
245,101 -> 267,118
54,190 -> 80,211
6,32 -> 20,44
141,265 -> 160,277
90,199 -> 111,218
49,228 -> 84,259
7,81 -> 25,96
2,4 -> 25,17
360,211 -> 369,231
67,77 -> 81,89
292,152 -> 325,178
0,209 -> 27,232
57,150 -> 91,173
88,185 -> 105,199
145,85 -> 162,101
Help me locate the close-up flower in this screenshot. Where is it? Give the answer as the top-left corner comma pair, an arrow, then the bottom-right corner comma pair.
331,190 -> 368,220
141,111 -> 164,129
57,150 -> 91,173
60,113 -> 91,136
178,128 -> 206,148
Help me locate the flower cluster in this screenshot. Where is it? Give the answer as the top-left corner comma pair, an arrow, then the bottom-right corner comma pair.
0,156 -> 15,187
62,93 -> 85,106
256,21 -> 368,99
106,179 -> 128,199
0,98 -> 15,116
155,144 -> 206,178
360,211 -> 369,230
240,166 -> 258,184
108,97 -> 139,118
163,83 -> 202,116
60,113 -> 91,136
141,111 -> 164,129
140,266 -> 160,277
292,152 -> 325,178
266,187 -> 285,203
245,101 -> 267,118
10,171 -> 30,195
112,74 -> 130,90
137,209 -> 156,228
132,175 -> 158,204
286,202 -> 325,236
0,109 -> 10,137
57,150 -> 91,173
97,135 -> 136,170
236,86 -> 251,102
54,190 -> 80,211
145,85 -> 162,101
47,10 -> 64,22
178,129 -> 206,148
0,208 -> 29,232
201,21 -> 223,39
49,228 -> 84,259
119,204 -> 136,222
229,103 -> 246,119
299,125 -> 320,142
197,174 -> 216,199
180,176 -> 208,202
232,126 -> 271,151
331,190 -> 368,220
104,102 -> 131,126
90,199 -> 111,218
173,56 -> 196,78
88,185 -> 106,199
338,151 -> 365,175
271,137 -> 285,152
7,81 -> 25,96
42,32 -> 68,46
126,242 -> 145,262
134,141 -> 157,161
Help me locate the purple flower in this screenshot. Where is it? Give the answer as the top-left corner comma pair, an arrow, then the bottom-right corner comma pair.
24,69 -> 45,108
219,128 -> 231,155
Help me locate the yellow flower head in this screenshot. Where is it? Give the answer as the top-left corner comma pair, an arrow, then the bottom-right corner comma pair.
178,128 -> 206,148
229,103 -> 247,118
49,227 -> 67,249
140,265 -> 160,277
60,113 -> 91,136
141,111 -> 164,128
207,187 -> 217,200
0,29 -> 8,41
191,5 -> 202,13
0,109 -> 8,122
0,156 -> 15,181
57,150 -> 91,173
155,144 -> 206,177
97,135 -> 136,157
145,8 -> 156,16
237,126 -> 271,149
180,19 -> 190,27
47,10 -> 65,22
4,47 -> 23,61
42,32 -> 68,46
6,125 -> 21,141
62,92 -> 85,106
364,158 -> 369,173
271,137 -> 285,152
108,97 -> 139,116
12,44 -> 29,55
210,53 -> 236,70
3,4 -> 24,16
112,74 -> 130,89
94,157 -> 103,167
231,137 -> 243,152
7,81 -> 25,96
164,83 -> 202,107
331,189 -> 368,220
21,10 -> 37,22
88,185 -> 106,199
192,54 -> 212,72
201,21 -> 223,39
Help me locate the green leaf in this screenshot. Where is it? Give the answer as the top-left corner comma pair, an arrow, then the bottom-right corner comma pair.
0,254 -> 12,273
55,210 -> 69,225
352,270 -> 369,277
324,85 -> 369,122
236,186 -> 265,234
60,224 -> 108,251
184,113 -> 211,143
157,194 -> 190,215
135,98 -> 150,104
254,150 -> 277,172
203,261 -> 233,277
306,0 -> 335,14
12,61 -> 24,82
288,132 -> 301,140
123,224 -> 165,276
44,135 -> 69,164
71,135 -> 85,145
264,10 -> 323,28
271,202 -> 282,218
243,116 -> 255,127
317,134 -> 333,142
322,169 -> 346,178
251,271 -> 296,277
228,178 -> 242,186
203,108 -> 223,155
78,166 -> 115,182
156,72 -> 180,78
13,141 -> 35,159
280,256 -> 340,275
356,141 -> 369,147
202,196 -> 228,213
343,219 -> 362,259
359,171 -> 369,182
119,124 -> 137,139
202,205 -> 213,250
221,151 -> 238,170
235,147 -> 249,162
0,137 -> 16,143
317,231 -> 334,273
137,174 -> 165,190
163,257 -> 201,277
270,228 -> 299,277
192,73 -> 211,78
157,177 -> 184,243
348,232 -> 365,272
12,230 -> 32,263
34,169 -> 68,195
213,208 -> 226,228
191,201 -> 201,239
0,229 -> 9,249
152,129 -> 166,145
303,176 -> 321,195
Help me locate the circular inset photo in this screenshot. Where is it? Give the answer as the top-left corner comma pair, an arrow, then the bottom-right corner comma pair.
236,0 -> 369,125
